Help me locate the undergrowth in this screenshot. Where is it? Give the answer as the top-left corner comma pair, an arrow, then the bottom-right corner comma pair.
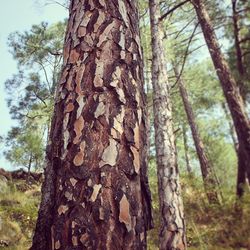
148,170 -> 250,249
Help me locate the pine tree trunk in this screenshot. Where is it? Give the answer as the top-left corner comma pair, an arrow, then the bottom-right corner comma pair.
222,103 -> 238,152
191,0 -> 250,189
149,1 -> 187,249
231,0 -> 250,197
182,124 -> 192,174
232,0 -> 246,86
174,65 -> 220,204
31,1 -> 153,249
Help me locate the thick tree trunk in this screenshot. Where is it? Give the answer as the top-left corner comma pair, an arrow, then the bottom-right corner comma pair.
192,0 -> 250,191
31,1 -> 153,249
182,124 -> 192,174
231,0 -> 250,197
149,1 -> 187,249
174,65 -> 220,204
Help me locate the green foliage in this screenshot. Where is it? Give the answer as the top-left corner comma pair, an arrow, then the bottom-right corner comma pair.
6,21 -> 66,122
4,21 -> 66,171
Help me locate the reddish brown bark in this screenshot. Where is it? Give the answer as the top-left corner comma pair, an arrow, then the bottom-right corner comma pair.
191,0 -> 250,193
31,1 -> 153,249
149,0 -> 187,249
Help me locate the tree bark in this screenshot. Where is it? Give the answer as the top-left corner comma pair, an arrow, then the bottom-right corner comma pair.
191,0 -> 250,191
31,1 -> 153,249
149,1 -> 187,249
174,65 -> 220,204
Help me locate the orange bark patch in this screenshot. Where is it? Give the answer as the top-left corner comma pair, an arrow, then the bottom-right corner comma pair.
73,151 -> 84,166
69,49 -> 79,63
73,116 -> 84,144
119,194 -> 132,231
65,103 -> 74,113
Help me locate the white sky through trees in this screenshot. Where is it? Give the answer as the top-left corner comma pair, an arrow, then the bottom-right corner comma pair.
0,1 -> 67,170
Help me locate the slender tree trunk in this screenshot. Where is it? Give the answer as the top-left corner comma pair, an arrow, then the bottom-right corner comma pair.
149,1 -> 187,249
191,0 -> 250,190
222,103 -> 238,152
182,124 -> 192,174
174,64 -> 220,204
232,0 -> 246,86
27,153 -> 32,184
31,1 -> 153,249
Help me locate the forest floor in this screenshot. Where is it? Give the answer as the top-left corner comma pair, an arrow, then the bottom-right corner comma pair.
0,175 -> 40,250
0,170 -> 250,250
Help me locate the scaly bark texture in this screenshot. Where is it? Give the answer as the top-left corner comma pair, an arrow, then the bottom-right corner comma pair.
149,1 -> 187,249
192,0 -> 250,192
174,65 -> 220,204
31,1 -> 153,249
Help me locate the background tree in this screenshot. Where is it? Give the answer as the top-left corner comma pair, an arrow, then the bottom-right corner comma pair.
149,0 -> 187,248
191,0 -> 250,197
4,126 -> 44,175
173,63 -> 220,204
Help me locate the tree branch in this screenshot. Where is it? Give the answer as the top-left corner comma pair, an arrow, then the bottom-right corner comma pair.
159,0 -> 190,22
171,22 -> 200,89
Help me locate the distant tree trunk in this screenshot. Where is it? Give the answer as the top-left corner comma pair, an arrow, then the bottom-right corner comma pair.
31,1 -> 153,249
232,0 -> 247,101
182,124 -> 192,174
149,1 -> 187,249
174,65 -> 220,204
222,103 -> 238,152
191,0 -> 250,194
27,153 -> 32,183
